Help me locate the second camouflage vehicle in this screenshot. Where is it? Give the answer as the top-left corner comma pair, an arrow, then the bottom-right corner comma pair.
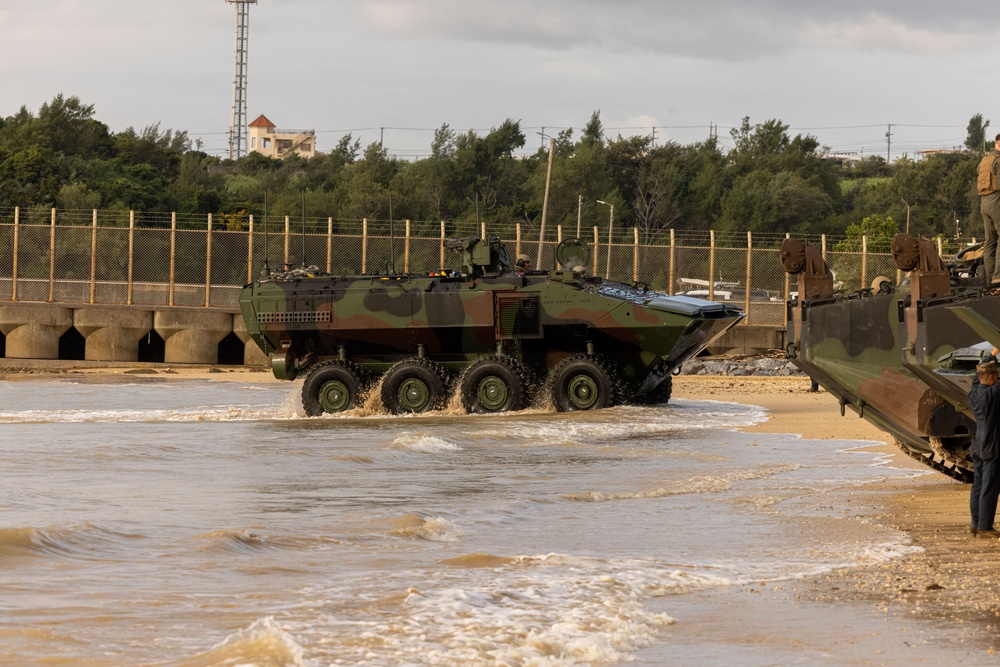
781,234 -> 989,481
240,236 -> 745,415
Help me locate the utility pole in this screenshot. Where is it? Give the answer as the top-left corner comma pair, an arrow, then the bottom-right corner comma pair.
597,200 -> 614,277
537,136 -> 555,268
885,124 -> 893,162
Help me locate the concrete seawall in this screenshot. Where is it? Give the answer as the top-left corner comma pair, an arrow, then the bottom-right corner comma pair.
0,302 -> 268,366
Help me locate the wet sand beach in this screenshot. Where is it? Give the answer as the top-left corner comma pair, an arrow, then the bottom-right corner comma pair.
674,375 -> 1000,656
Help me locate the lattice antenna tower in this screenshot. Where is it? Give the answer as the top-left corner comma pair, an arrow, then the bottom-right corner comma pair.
227,0 -> 257,160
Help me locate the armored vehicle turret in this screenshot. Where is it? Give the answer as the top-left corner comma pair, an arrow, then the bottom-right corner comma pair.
241,236 -> 745,415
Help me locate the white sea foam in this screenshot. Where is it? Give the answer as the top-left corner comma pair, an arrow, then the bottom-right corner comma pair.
563,464 -> 801,502
414,517 -> 463,543
306,555 -> 686,665
0,405 -> 300,423
388,433 -> 461,453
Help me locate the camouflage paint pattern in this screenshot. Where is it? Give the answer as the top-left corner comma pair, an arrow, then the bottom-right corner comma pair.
240,237 -> 744,411
782,235 -> 986,482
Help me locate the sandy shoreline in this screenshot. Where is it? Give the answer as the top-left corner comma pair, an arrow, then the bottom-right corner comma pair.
5,365 -> 997,653
674,375 -> 1000,656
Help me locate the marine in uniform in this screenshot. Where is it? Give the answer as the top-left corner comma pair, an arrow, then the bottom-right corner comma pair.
977,134 -> 1000,285
969,353 -> 1000,537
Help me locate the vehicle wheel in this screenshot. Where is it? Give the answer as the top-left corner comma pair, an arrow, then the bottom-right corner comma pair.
301,361 -> 364,416
460,356 -> 527,413
380,358 -> 447,414
551,355 -> 617,412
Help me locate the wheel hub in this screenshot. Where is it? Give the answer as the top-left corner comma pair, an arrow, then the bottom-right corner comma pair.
477,375 -> 509,411
567,374 -> 599,410
398,378 -> 431,412
319,380 -> 351,412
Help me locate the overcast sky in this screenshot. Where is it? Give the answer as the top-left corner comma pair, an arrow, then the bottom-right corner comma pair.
1,1 -> 993,160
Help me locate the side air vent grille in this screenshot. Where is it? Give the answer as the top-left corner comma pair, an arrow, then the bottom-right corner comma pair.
258,310 -> 331,324
495,294 -> 542,339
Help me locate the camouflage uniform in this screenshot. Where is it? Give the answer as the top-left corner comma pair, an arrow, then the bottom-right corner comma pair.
969,356 -> 1000,535
978,149 -> 1000,284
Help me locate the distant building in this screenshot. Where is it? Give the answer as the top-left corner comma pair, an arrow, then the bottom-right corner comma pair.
247,114 -> 317,159
819,151 -> 864,167
916,148 -> 968,160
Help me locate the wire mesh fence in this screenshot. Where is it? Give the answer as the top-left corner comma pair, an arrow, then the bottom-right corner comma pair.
0,207 -> 958,326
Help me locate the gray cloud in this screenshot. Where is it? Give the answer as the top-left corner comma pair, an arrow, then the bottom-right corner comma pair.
0,0 -> 994,160
350,1 -> 988,59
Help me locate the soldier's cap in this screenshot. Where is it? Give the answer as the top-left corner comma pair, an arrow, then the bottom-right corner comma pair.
516,254 -> 530,267
978,359 -> 997,374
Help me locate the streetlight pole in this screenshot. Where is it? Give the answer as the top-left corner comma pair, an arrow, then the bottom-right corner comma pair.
597,200 -> 614,277
537,135 -> 554,268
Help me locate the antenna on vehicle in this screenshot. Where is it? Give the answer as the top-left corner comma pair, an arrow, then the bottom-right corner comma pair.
261,190 -> 270,276
300,190 -> 307,267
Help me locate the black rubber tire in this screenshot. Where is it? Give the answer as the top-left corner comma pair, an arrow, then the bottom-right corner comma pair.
380,358 -> 447,414
301,361 -> 363,416
638,376 -> 673,405
460,356 -> 527,414
551,355 -> 617,412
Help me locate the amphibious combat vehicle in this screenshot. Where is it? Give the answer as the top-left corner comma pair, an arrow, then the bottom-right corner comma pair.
781,234 -> 994,482
240,236 -> 745,416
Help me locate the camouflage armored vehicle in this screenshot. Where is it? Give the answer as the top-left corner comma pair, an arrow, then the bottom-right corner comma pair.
781,234 -> 990,482
240,236 -> 745,416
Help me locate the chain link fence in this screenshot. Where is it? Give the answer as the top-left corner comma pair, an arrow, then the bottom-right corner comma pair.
0,207 -> 964,326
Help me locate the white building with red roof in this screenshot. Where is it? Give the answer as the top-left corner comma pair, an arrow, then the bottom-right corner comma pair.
248,114 -> 317,159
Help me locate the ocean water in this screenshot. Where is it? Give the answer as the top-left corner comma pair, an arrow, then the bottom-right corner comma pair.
0,377 -> 975,666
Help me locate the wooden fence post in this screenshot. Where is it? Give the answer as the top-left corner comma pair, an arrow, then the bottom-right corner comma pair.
169,212 -> 176,307
404,220 -> 411,273
632,227 -> 639,282
439,221 -> 445,269
48,208 -> 56,302
89,209 -> 98,304
127,210 -> 135,306
326,217 -> 333,273
361,218 -> 368,274
592,226 -> 599,275
861,234 -> 868,289
247,214 -> 254,284
204,213 -> 212,307
708,230 -> 716,301
744,231 -> 752,323
283,215 -> 290,268
783,232 -> 791,304
11,206 -> 18,302
669,228 -> 675,295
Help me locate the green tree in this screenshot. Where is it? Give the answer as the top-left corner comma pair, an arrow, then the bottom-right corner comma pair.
451,120 -> 528,222
835,213 -> 898,252
965,113 -> 991,153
